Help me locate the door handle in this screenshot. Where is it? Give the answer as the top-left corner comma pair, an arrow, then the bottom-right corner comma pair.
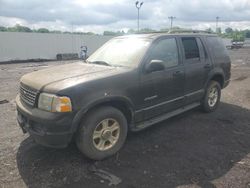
204,64 -> 211,69
173,70 -> 183,76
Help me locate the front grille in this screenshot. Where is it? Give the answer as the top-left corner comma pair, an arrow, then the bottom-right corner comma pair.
20,83 -> 38,106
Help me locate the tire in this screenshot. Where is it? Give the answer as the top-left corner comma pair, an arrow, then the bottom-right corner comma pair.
201,80 -> 221,113
76,106 -> 128,160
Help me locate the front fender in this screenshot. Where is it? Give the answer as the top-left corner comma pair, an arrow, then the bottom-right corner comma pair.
70,96 -> 134,133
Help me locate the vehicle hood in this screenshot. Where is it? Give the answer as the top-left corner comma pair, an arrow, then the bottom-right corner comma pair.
21,62 -> 128,91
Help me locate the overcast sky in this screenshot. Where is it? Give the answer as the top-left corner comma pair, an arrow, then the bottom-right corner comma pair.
0,0 -> 250,33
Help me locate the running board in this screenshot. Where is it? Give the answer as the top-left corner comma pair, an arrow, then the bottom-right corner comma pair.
132,102 -> 200,131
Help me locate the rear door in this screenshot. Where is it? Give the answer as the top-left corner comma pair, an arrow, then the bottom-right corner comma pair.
180,36 -> 212,104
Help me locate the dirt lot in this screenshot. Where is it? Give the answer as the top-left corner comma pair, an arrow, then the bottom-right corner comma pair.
0,48 -> 250,188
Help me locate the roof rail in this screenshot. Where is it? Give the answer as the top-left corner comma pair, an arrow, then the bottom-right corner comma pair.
137,29 -> 214,35
168,29 -> 213,34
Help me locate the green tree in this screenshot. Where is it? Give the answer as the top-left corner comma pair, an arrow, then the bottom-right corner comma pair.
172,26 -> 181,30
8,24 -> 32,32
0,26 -> 7,32
103,31 -> 117,36
37,28 -> 49,33
51,30 -> 62,34
140,28 -> 157,33
85,32 -> 95,35
115,31 -> 125,36
232,32 -> 245,42
244,30 -> 250,38
160,28 -> 169,32
127,29 -> 136,34
205,28 -> 213,33
225,27 -> 233,34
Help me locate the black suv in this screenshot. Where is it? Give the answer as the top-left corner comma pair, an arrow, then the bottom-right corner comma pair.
16,33 -> 231,160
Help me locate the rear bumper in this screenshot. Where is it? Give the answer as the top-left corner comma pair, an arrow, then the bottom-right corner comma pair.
16,95 -> 75,148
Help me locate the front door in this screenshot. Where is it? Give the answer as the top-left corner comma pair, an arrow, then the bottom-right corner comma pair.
136,37 -> 185,122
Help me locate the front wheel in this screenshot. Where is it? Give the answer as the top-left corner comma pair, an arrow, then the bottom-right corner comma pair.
201,81 -> 221,112
76,106 -> 128,160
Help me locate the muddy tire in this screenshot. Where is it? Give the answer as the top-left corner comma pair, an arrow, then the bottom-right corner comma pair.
201,81 -> 221,113
76,106 -> 128,160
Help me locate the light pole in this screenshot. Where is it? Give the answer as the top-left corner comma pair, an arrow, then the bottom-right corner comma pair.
168,16 -> 176,30
216,16 -> 220,32
135,1 -> 143,33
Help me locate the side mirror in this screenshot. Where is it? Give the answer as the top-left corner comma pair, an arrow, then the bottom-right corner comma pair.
145,60 -> 165,73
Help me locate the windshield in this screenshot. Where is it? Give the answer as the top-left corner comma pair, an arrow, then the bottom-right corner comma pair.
87,37 -> 150,67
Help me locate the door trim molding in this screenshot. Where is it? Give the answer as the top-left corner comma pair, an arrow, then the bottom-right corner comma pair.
136,96 -> 184,113
185,89 -> 204,97
135,89 -> 204,113
144,95 -> 158,101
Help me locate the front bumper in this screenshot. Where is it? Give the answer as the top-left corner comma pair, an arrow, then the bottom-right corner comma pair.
16,95 -> 75,148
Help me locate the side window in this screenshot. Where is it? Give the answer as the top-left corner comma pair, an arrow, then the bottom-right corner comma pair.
181,37 -> 200,60
199,38 -> 208,59
206,36 -> 228,59
196,38 -> 208,59
149,38 -> 179,68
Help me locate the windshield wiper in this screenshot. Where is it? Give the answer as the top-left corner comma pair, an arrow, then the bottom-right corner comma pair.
88,61 -> 111,66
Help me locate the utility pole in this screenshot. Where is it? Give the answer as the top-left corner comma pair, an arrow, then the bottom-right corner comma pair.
71,24 -> 74,54
216,16 -> 220,32
135,1 -> 143,33
168,16 -> 176,30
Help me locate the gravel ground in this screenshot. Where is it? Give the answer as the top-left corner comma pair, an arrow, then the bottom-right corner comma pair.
0,48 -> 250,188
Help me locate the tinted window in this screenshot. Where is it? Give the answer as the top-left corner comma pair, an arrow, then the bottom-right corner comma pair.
149,38 -> 178,68
206,36 -> 228,59
182,37 -> 200,59
197,38 -> 208,59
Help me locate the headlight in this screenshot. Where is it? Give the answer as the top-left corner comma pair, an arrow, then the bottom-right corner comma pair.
38,93 -> 72,112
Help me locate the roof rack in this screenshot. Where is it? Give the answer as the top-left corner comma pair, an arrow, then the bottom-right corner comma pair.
137,29 -> 214,35
168,29 -> 213,34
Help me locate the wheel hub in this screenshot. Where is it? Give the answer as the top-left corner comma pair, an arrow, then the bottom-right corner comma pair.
101,130 -> 112,140
92,118 -> 120,151
208,86 -> 218,107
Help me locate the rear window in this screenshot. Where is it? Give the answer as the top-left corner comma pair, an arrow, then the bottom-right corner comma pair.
181,37 -> 200,59
206,36 -> 228,59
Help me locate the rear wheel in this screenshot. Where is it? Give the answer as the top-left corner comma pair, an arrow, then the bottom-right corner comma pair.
201,81 -> 221,112
76,106 -> 128,160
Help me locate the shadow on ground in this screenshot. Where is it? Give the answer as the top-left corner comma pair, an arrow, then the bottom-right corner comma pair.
16,103 -> 250,188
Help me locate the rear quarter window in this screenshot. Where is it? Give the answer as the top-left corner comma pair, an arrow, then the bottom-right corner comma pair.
206,36 -> 228,59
